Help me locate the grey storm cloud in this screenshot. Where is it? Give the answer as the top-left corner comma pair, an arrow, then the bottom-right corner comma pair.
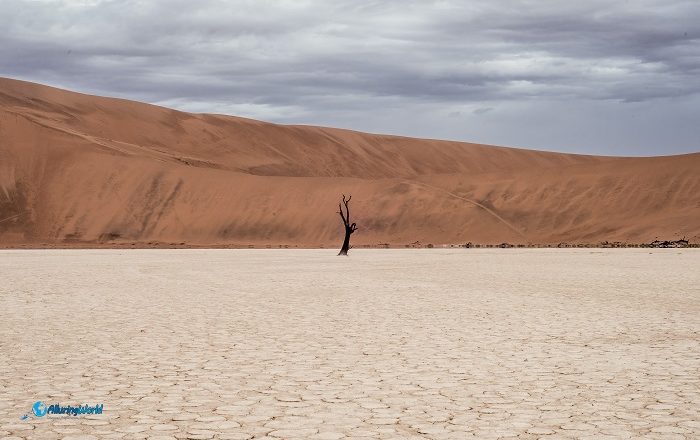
1,0 -> 699,155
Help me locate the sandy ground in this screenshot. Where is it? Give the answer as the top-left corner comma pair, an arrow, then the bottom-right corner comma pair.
1,249 -> 699,440
3,77 -> 700,247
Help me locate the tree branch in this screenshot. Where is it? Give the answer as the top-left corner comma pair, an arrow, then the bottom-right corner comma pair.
338,202 -> 347,225
342,194 -> 351,224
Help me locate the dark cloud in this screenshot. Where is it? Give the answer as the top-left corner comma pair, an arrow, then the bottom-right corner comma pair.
1,0 -> 698,155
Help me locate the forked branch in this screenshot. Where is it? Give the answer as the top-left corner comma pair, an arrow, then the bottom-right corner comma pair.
338,194 -> 352,226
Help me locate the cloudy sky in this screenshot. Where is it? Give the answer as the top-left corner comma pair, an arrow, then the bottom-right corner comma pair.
1,0 -> 698,156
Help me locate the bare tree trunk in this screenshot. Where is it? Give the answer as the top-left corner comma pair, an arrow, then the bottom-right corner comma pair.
337,194 -> 357,256
339,226 -> 352,256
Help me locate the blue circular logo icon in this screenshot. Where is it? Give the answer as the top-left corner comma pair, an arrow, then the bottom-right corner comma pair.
32,401 -> 47,417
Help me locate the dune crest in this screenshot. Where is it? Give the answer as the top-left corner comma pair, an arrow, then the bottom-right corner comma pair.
1,77 -> 698,247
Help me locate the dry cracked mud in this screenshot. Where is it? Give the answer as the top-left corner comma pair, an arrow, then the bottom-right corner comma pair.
1,249 -> 699,439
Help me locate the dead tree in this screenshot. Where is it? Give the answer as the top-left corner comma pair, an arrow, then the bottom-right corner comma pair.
337,194 -> 357,255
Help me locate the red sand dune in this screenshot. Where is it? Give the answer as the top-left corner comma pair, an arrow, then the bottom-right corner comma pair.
1,77 -> 698,247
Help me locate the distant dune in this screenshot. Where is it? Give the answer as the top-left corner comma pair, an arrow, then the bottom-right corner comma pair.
1,77 -> 698,247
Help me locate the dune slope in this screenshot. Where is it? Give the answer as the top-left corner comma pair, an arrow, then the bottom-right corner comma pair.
1,77 -> 698,247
